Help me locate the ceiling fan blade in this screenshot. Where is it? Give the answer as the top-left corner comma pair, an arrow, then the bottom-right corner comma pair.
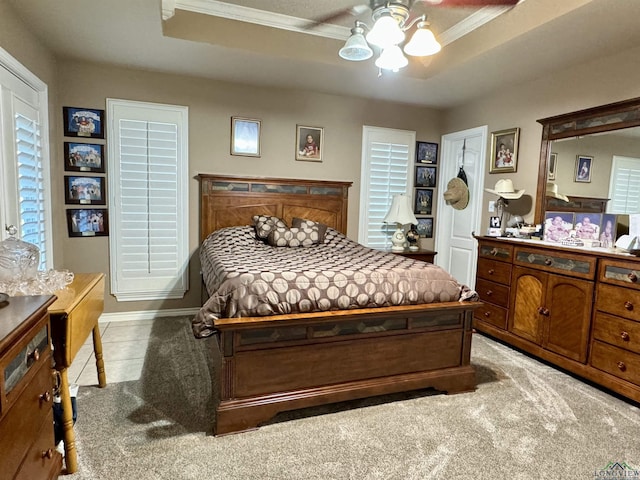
418,0 -> 519,6
304,4 -> 369,30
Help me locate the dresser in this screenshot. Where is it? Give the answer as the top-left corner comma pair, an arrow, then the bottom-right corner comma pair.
0,295 -> 62,480
474,237 -> 640,404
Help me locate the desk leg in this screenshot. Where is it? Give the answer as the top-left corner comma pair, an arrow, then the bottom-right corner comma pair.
58,367 -> 78,474
92,324 -> 107,388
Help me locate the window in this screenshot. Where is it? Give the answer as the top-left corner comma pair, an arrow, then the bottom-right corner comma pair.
608,155 -> 640,214
107,99 -> 189,301
358,126 -> 415,248
0,49 -> 52,269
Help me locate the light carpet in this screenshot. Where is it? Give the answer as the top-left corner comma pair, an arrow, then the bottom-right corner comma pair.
65,316 -> 640,479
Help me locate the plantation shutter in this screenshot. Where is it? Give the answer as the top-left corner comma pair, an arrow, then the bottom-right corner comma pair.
608,155 -> 640,214
359,126 -> 415,248
107,99 -> 189,301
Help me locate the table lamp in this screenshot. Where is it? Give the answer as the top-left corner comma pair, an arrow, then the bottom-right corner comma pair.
383,194 -> 418,251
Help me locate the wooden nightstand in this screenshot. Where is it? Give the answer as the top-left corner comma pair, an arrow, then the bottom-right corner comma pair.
386,248 -> 437,263
49,272 -> 106,474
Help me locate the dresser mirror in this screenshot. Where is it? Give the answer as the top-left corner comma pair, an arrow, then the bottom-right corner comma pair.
535,97 -> 640,224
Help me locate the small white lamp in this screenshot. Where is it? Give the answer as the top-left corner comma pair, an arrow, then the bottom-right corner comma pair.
383,194 -> 418,251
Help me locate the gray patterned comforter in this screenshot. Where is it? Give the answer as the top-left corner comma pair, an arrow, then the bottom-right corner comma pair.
192,226 -> 477,338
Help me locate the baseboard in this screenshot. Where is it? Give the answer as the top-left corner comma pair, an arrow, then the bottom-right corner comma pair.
99,307 -> 200,323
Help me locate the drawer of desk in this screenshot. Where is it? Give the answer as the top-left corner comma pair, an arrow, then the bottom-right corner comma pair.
478,241 -> 514,262
596,283 -> 640,323
475,278 -> 510,308
591,340 -> 640,385
599,258 -> 640,290
3,324 -> 49,399
513,246 -> 596,280
15,409 -> 61,480
474,302 -> 508,330
593,312 -> 640,355
476,258 -> 512,285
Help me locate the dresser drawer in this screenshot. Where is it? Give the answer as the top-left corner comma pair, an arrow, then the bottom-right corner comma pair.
15,409 -> 61,480
599,258 -> 640,290
475,278 -> 510,308
595,283 -> 640,323
593,312 -> 640,355
514,246 -> 596,280
477,258 -> 512,285
591,340 -> 640,385
478,240 -> 514,262
474,302 -> 508,330
3,324 -> 49,396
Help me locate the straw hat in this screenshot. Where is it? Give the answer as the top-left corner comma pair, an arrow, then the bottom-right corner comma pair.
545,182 -> 569,202
485,178 -> 524,199
443,177 -> 469,210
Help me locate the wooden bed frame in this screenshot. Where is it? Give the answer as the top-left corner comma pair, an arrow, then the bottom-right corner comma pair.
198,174 -> 478,435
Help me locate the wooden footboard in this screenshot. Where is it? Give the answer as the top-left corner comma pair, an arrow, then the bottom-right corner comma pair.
213,302 -> 478,435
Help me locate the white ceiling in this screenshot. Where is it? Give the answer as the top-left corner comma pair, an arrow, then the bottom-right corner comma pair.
8,0 -> 640,108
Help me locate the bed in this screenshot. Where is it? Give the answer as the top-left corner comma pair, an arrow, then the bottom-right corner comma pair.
196,174 -> 479,435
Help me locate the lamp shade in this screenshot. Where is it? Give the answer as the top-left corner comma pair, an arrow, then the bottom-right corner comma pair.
366,14 -> 405,48
404,25 -> 441,57
375,45 -> 409,71
383,194 -> 418,225
339,26 -> 374,61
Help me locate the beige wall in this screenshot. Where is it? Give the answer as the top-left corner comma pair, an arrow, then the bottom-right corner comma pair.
55,61 -> 442,313
443,44 -> 640,233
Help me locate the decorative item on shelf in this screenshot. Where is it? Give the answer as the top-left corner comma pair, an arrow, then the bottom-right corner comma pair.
383,193 -> 418,251
546,182 -> 569,202
489,127 -> 520,173
485,179 -> 524,234
406,224 -> 420,251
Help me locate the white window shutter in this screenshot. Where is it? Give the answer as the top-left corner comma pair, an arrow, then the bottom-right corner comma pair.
107,99 -> 189,301
608,156 -> 640,214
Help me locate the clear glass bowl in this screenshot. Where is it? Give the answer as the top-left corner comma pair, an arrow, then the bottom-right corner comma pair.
0,228 -> 40,282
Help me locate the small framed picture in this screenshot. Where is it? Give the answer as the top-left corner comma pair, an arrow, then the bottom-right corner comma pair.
64,175 -> 106,205
415,166 -> 436,187
64,142 -> 105,173
63,106 -> 104,138
296,125 -> 323,162
416,141 -> 438,164
548,152 -> 557,180
575,155 -> 593,183
231,117 -> 261,157
575,213 -> 602,240
543,212 -> 574,243
490,216 -> 502,228
414,188 -> 433,215
66,208 -> 109,237
490,127 -> 520,173
416,218 -> 433,238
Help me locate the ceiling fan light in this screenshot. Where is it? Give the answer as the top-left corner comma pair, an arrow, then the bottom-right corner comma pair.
366,14 -> 404,48
375,45 -> 408,71
404,26 -> 442,57
339,27 -> 373,61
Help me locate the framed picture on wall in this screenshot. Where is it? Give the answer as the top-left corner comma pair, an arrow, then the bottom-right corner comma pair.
231,117 -> 261,157
575,155 -> 593,182
489,127 -> 520,173
414,188 -> 433,215
63,106 -> 104,138
66,208 -> 109,237
416,218 -> 433,238
64,175 -> 106,205
548,152 -> 557,180
416,141 -> 438,164
64,142 -> 105,173
296,125 -> 323,162
415,165 -> 436,187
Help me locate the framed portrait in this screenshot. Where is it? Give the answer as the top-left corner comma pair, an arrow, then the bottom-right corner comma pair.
231,117 -> 261,157
543,211 -> 574,243
548,152 -> 557,180
575,155 -> 593,183
415,166 -> 436,187
66,208 -> 109,237
416,218 -> 433,238
63,106 -> 104,138
64,142 -> 105,173
64,175 -> 106,205
575,213 -> 602,241
489,127 -> 520,173
296,125 -> 323,162
416,141 -> 438,164
414,188 -> 433,215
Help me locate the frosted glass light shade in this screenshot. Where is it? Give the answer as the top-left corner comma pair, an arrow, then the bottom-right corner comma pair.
366,14 -> 404,48
375,46 -> 409,71
404,26 -> 442,57
339,31 -> 373,61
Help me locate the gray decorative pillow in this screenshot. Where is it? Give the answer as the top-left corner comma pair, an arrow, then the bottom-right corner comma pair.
267,226 -> 321,247
291,218 -> 328,242
252,215 -> 287,239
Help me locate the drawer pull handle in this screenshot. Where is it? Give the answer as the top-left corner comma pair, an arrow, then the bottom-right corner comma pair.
624,301 -> 634,311
537,307 -> 550,316
484,312 -> 491,317
617,361 -> 627,372
629,272 -> 638,283
42,449 -> 54,460
621,331 -> 630,341
490,248 -> 498,256
488,269 -> 495,275
486,290 -> 493,296
29,348 -> 40,362
544,258 -> 553,266
40,391 -> 51,403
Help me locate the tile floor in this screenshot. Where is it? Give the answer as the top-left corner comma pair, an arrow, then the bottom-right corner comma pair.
67,319 -> 154,386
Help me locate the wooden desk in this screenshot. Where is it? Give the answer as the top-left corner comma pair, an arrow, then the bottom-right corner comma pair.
49,272 -> 105,474
386,248 -> 437,263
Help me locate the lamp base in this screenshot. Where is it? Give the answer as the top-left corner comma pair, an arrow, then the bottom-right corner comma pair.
390,227 -> 406,251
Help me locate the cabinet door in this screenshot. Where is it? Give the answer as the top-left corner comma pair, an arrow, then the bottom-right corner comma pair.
509,266 -> 545,344
543,275 -> 593,363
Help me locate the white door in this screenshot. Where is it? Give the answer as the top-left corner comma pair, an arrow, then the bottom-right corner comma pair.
434,126 -> 487,289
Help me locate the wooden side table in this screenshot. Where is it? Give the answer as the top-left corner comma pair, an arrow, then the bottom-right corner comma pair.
49,272 -> 106,474
386,248 -> 437,263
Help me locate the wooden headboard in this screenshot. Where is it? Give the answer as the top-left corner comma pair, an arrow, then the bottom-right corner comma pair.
197,174 -> 352,242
